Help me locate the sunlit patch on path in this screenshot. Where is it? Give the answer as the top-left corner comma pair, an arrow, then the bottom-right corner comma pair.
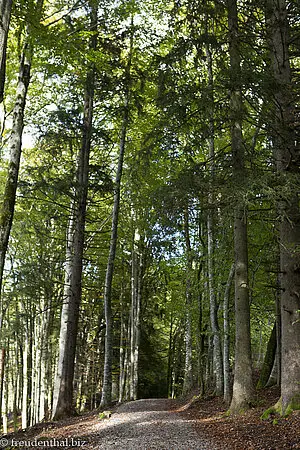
81,398 -> 219,449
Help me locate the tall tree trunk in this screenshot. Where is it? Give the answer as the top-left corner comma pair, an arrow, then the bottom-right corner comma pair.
118,313 -> 126,403
0,348 -> 5,429
100,28 -> 133,407
0,0 -> 44,289
0,42 -> 31,290
0,0 -> 12,103
130,227 -> 141,400
266,0 -> 300,414
118,277 -> 126,404
2,362 -> 8,434
100,107 -> 129,406
228,0 -> 253,414
52,4 -> 97,420
205,40 -> 223,396
0,11 -> 44,420
21,334 -> 29,429
167,314 -> 174,398
223,263 -> 235,405
182,207 -> 193,394
124,313 -> 131,401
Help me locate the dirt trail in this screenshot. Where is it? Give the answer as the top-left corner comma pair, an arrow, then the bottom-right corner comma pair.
2,398 -> 220,449
83,398 -> 217,449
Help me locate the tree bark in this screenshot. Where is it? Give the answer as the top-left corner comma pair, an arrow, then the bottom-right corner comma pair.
223,263 -> 235,404
118,277 -> 126,403
205,40 -> 223,397
182,207 -> 193,394
0,348 -> 5,429
52,4 -> 97,420
257,322 -> 277,389
21,335 -> 29,429
266,0 -> 300,414
130,227 -> 141,400
228,0 -> 254,414
0,0 -> 12,103
0,41 -> 31,291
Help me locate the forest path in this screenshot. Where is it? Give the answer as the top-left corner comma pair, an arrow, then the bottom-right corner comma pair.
80,398 -> 218,449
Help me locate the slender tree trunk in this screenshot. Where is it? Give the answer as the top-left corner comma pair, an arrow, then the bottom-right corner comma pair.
0,348 -> 5,429
223,263 -> 235,405
266,0 -> 300,414
118,278 -> 126,403
2,366 -> 7,434
197,293 -> 205,396
101,108 -> 129,405
0,45 -> 31,290
100,29 -> 133,407
129,227 -> 141,400
125,313 -> 131,401
52,5 -> 97,420
0,0 -> 12,103
21,335 -> 29,429
118,313 -> 126,403
0,11 -> 43,423
167,314 -> 174,398
0,0 -> 44,290
228,0 -> 253,414
182,207 -> 193,394
205,41 -> 223,396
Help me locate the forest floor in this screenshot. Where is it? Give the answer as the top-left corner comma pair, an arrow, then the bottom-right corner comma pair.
1,386 -> 300,449
176,385 -> 300,449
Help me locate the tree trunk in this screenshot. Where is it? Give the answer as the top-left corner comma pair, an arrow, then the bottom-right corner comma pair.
182,207 -> 193,394
100,28 -> 133,407
0,348 -> 5,429
228,0 -> 253,414
275,266 -> 281,387
205,40 -> 223,396
167,314 -> 174,398
52,4 -> 97,420
118,313 -> 126,403
2,365 -> 7,434
118,276 -> 126,403
0,0 -> 44,291
257,322 -> 277,389
0,44 -> 31,291
266,0 -> 300,414
223,263 -> 235,405
0,0 -> 12,103
130,228 -> 141,400
21,335 -> 29,429
101,110 -> 129,405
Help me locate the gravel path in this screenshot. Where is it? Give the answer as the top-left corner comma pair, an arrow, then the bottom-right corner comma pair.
85,398 -> 218,449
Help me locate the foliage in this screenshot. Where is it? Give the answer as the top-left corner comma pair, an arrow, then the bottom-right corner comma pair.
0,0 -> 299,428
